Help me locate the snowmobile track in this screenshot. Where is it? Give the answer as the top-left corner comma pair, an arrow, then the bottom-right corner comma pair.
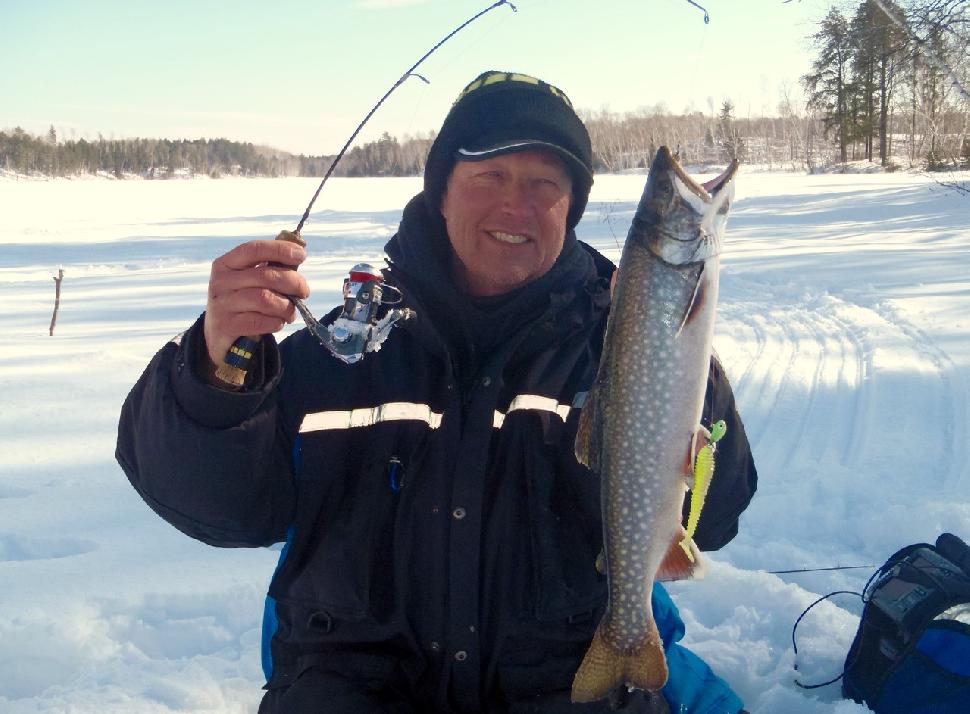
718,288 -> 962,493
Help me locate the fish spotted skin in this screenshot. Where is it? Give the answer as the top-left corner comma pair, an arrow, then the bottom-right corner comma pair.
571,146 -> 737,703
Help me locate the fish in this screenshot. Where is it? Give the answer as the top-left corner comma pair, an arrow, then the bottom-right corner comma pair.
571,146 -> 738,703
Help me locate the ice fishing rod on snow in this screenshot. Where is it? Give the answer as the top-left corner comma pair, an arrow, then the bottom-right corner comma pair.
215,0 -> 518,386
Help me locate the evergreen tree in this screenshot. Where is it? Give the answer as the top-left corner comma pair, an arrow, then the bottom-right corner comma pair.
804,7 -> 854,163
718,100 -> 746,161
851,3 -> 880,160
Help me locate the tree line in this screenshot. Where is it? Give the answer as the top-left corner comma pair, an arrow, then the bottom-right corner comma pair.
3,1 -> 966,180
0,128 -> 322,178
0,126 -> 438,179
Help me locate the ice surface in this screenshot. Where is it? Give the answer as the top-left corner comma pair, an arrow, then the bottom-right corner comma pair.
2,169 -> 968,712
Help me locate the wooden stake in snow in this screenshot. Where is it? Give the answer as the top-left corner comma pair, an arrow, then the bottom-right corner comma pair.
49,269 -> 64,336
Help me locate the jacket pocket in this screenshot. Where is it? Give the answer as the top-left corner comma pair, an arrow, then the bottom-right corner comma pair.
274,423 -> 428,623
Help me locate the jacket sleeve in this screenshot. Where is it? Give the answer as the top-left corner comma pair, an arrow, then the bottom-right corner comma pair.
687,354 -> 759,551
116,314 -> 297,548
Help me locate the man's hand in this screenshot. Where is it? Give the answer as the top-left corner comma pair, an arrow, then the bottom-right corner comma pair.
203,240 -> 309,369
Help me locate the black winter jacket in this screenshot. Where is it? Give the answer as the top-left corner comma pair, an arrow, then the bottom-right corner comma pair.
116,194 -> 757,713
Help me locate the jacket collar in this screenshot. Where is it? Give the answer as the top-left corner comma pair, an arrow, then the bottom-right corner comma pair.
384,192 -> 614,372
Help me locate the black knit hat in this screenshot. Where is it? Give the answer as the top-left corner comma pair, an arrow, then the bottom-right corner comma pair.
424,70 -> 594,229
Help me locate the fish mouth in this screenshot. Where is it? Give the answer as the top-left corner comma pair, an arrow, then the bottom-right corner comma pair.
702,160 -> 740,196
638,146 -> 737,266
655,146 -> 739,203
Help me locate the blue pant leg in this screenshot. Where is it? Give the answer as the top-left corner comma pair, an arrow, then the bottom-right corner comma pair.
652,583 -> 745,714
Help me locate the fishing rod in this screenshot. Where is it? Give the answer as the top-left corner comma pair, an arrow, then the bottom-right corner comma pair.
215,0 -> 518,386
684,0 -> 710,24
767,564 -> 877,575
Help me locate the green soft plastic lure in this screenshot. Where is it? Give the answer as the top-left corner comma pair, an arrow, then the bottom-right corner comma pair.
681,419 -> 727,559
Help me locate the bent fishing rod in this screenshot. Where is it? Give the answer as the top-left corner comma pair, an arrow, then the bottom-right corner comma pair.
215,0 -> 517,386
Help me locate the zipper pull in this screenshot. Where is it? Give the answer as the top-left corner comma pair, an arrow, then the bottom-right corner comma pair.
387,456 -> 405,493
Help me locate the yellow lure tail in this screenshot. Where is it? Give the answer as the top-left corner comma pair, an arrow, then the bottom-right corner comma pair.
681,420 -> 727,559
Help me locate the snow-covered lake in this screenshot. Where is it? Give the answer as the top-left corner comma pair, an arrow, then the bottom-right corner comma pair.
2,169 -> 968,713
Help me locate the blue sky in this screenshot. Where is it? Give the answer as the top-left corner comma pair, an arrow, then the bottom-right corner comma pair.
2,0 -> 830,155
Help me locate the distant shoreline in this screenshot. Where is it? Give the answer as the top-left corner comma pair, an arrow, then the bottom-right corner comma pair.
4,162 -> 968,185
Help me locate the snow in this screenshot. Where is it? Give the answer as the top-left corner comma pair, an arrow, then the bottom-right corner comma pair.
2,168 -> 969,713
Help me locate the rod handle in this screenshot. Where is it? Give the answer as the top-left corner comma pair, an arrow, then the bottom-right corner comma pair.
213,230 -> 305,387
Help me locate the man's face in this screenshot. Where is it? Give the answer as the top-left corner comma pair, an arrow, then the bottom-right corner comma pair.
440,149 -> 573,297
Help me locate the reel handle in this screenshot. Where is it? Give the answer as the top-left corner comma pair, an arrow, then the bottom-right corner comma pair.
213,230 -> 306,387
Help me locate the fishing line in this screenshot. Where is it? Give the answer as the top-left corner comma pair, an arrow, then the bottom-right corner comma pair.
790,555 -> 903,689
679,0 -> 710,120
771,561 -> 877,691
791,589 -> 864,689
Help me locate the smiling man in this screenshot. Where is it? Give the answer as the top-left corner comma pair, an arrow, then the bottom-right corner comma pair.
440,149 -> 573,297
117,71 -> 758,713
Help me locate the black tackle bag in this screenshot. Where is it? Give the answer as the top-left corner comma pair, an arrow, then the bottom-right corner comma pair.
841,532 -> 970,713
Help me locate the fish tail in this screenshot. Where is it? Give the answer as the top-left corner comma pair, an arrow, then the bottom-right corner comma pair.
571,618 -> 668,703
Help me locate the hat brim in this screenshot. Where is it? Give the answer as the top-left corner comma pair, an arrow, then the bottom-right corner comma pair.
456,141 -> 594,184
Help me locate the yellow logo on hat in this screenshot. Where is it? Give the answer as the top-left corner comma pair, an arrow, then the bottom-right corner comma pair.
454,71 -> 574,108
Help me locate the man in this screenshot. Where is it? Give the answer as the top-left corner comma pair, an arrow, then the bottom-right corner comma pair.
117,70 -> 757,713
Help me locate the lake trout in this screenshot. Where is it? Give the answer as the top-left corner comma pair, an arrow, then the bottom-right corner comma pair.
571,146 -> 738,702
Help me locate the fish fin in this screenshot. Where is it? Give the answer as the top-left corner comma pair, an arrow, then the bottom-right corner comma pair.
676,263 -> 708,337
595,549 -> 606,574
575,384 -> 603,472
683,427 -> 701,480
572,619 -> 668,703
695,422 -> 713,450
657,536 -> 705,581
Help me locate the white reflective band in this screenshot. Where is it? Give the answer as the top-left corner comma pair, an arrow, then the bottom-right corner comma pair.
492,392 -> 588,429
457,142 -> 544,158
299,392 -> 588,433
300,402 -> 444,433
